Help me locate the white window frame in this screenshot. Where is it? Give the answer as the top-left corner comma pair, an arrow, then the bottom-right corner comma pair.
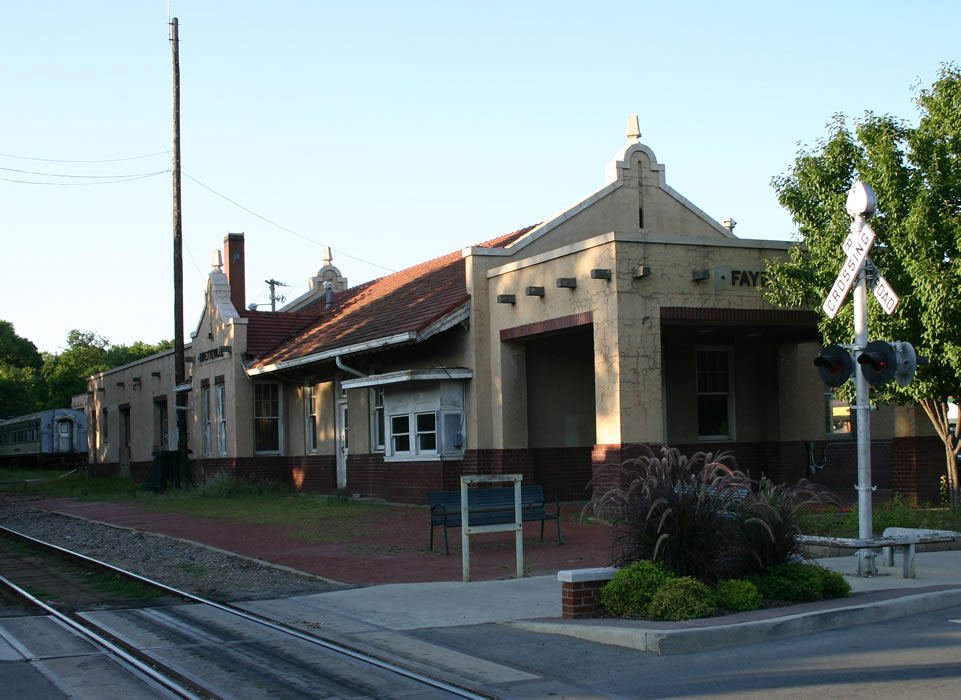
201,386 -> 212,457
696,346 -> 735,441
254,383 -> 283,455
216,383 -> 227,456
371,386 -> 385,452
305,385 -> 318,454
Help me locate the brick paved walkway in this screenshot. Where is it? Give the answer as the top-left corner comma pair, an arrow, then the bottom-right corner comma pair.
24,497 -> 616,585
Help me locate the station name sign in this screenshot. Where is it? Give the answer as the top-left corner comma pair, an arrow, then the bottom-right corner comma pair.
198,346 -> 231,363
715,266 -> 768,291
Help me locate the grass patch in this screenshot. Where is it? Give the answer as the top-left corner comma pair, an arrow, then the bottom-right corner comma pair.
87,571 -> 164,599
178,562 -> 208,578
799,495 -> 961,537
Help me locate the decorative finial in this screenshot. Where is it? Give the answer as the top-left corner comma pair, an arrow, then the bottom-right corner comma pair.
627,114 -> 641,144
211,249 -> 223,271
323,246 -> 333,266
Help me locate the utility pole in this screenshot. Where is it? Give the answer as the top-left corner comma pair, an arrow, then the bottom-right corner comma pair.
265,279 -> 287,312
171,17 -> 188,476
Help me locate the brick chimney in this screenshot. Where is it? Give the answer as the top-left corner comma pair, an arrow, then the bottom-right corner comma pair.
224,233 -> 246,312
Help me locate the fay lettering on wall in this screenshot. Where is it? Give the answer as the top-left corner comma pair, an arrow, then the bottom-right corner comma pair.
715,266 -> 767,291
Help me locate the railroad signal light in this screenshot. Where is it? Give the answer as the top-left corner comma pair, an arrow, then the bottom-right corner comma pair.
814,345 -> 853,387
857,340 -> 898,386
892,341 -> 927,387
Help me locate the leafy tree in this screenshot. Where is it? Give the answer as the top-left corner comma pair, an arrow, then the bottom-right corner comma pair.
0,321 -> 43,416
0,321 -> 42,370
765,64 -> 961,509
40,331 -> 173,410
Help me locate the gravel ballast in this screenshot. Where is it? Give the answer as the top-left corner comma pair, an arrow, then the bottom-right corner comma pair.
0,496 -> 350,601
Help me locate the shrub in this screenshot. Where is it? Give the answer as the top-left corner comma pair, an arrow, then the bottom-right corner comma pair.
599,560 -> 674,617
810,565 -> 851,598
741,478 -> 840,571
585,445 -> 754,583
647,577 -> 716,621
751,563 -> 824,602
714,578 -> 761,612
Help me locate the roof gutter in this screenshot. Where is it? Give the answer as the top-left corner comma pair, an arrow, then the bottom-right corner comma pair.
245,332 -> 417,377
245,301 -> 472,378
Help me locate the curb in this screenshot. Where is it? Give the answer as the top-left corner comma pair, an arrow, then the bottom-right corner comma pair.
506,587 -> 961,655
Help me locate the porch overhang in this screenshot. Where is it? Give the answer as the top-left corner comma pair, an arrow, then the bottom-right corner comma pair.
342,367 -> 472,389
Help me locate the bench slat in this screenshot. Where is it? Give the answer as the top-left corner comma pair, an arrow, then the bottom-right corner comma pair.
428,485 -> 562,554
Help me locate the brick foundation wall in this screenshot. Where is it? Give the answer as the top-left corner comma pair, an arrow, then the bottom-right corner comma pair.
892,435 -> 946,505
591,440 -> 902,505
193,456 -> 337,493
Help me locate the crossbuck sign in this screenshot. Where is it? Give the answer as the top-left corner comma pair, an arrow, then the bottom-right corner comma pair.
822,183 -> 900,319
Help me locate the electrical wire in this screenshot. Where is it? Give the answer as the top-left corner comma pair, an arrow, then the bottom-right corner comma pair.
0,165 -> 169,179
0,151 -> 170,163
182,171 -> 397,273
0,172 -> 168,186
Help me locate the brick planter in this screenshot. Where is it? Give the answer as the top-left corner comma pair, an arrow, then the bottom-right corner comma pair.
558,567 -> 618,619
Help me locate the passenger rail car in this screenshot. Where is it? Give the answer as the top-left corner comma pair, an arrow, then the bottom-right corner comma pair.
0,408 -> 88,468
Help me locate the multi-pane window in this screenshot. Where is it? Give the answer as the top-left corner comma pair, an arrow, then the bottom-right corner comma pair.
216,384 -> 227,456
388,411 -> 443,456
254,383 -> 281,453
371,387 -> 385,451
305,385 -> 318,453
154,400 -> 168,451
201,387 -> 212,457
696,349 -> 732,439
416,413 -> 436,452
391,415 -> 411,454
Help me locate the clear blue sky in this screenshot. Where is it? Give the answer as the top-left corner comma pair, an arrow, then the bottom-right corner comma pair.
2,1 -> 958,354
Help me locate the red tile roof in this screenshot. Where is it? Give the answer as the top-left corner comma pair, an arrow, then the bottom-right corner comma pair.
248,226 -> 536,370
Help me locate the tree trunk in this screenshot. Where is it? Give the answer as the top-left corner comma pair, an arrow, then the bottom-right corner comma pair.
920,398 -> 960,512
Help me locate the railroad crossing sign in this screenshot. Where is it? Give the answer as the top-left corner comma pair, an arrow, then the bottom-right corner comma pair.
822,223 -> 875,318
822,182 -> 899,318
873,271 -> 900,314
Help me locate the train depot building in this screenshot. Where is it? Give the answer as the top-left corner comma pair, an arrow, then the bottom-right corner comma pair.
85,123 -> 943,504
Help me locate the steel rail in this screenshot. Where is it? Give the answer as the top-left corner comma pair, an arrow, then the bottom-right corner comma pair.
0,524 -> 497,699
0,571 -> 205,700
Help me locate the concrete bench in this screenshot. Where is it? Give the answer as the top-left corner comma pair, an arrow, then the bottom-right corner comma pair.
800,528 -> 961,578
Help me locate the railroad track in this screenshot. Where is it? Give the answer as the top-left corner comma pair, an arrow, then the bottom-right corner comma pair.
0,525 -> 498,699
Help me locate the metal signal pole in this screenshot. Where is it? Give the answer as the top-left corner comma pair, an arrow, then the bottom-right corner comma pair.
171,17 -> 188,466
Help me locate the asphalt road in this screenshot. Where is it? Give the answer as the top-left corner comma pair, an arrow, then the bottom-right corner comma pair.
412,604 -> 961,699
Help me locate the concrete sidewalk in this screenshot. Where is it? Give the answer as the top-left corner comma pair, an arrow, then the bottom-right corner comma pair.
241,549 -> 961,656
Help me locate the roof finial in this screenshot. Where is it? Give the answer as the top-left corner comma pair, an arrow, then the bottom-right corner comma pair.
211,249 -> 223,271
323,245 -> 332,266
627,114 -> 641,144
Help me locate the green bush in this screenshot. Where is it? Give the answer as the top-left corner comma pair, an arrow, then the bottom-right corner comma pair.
599,560 -> 674,617
647,577 -> 716,621
750,563 -> 824,602
810,565 -> 851,598
585,446 -> 839,584
714,578 -> 761,612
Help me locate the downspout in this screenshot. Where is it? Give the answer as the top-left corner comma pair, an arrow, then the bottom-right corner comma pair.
335,356 -> 366,378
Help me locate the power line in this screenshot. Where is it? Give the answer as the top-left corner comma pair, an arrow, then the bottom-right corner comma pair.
0,172 -> 168,186
0,151 -> 170,163
182,171 -> 397,273
0,165 -> 170,179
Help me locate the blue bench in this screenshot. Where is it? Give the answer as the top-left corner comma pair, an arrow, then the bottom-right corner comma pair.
428,485 -> 563,555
